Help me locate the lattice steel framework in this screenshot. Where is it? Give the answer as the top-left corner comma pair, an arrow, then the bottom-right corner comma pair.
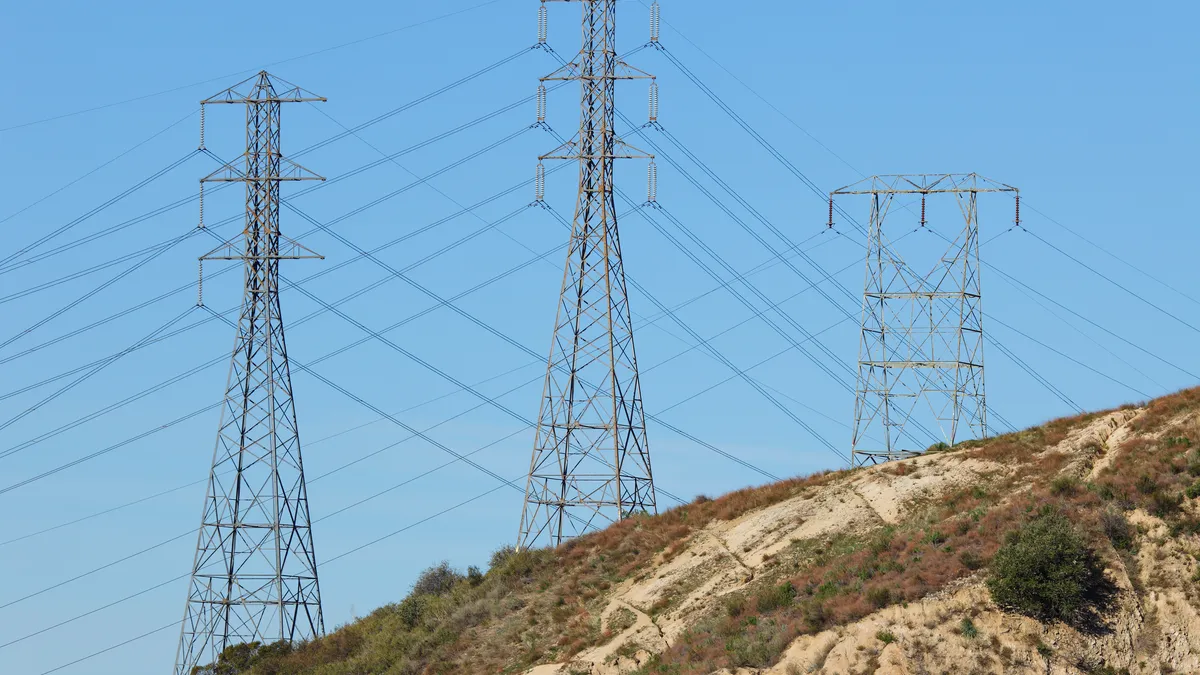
174,72 -> 327,674
831,174 -> 1018,467
518,0 -> 658,549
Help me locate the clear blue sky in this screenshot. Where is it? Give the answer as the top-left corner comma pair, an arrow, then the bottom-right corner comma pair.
1,1 -> 1197,673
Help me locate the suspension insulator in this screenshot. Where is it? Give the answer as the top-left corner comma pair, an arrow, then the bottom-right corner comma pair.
538,3 -> 548,44
920,194 -> 927,227
1015,194 -> 1021,227
535,162 -> 546,202
648,80 -> 659,123
827,197 -> 834,228
197,260 -> 204,307
536,83 -> 547,124
647,161 -> 658,203
650,1 -> 661,42
198,182 -> 205,229
199,104 -> 206,150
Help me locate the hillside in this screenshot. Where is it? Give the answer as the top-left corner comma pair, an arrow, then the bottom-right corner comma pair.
205,388 -> 1200,675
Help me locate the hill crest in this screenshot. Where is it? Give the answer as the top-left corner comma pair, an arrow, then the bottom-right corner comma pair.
209,388 -> 1200,675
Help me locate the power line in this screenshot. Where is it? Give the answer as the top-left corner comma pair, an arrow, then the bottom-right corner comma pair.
645,20 -> 1192,405
1,138 -> 553,404
0,49 -> 545,279
0,228 -> 200,352
0,0 -> 508,133
634,0 -> 864,178
1022,227 -> 1200,336
0,151 -> 201,269
36,621 -> 180,675
0,200 -> 545,470
5,277 -> 816,628
0,111 -> 196,226
0,306 -> 197,433
1021,199 -> 1200,310
987,263 -> 1200,382
987,314 -> 1152,399
3,226 -> 845,543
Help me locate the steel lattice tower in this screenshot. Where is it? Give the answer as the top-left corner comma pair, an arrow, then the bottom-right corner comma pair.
518,0 -> 658,549
174,72 -> 326,674
831,174 -> 1018,467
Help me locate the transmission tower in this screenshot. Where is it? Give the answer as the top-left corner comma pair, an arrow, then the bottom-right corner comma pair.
174,72 -> 326,674
831,174 -> 1019,467
518,0 -> 659,549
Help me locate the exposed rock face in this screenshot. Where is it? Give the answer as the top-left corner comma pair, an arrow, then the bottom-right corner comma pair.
526,407 -> 1200,675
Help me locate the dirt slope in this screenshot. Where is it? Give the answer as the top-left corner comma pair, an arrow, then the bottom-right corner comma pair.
234,389 -> 1200,675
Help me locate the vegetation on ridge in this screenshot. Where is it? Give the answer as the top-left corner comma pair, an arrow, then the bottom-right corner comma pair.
195,387 -> 1200,675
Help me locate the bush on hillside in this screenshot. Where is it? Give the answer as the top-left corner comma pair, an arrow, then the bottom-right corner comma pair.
191,641 -> 292,675
987,508 -> 1116,628
1100,508 -> 1134,551
489,545 -> 516,570
412,561 -> 464,597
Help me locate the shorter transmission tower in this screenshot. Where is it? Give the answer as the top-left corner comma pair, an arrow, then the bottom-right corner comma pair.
831,174 -> 1018,467
174,72 -> 326,675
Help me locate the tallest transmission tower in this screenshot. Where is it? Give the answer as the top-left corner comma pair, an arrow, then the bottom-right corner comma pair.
174,72 -> 326,674
518,0 -> 659,549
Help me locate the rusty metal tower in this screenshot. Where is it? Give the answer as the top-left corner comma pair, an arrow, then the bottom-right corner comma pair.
831,174 -> 1018,467
174,72 -> 326,674
518,0 -> 658,548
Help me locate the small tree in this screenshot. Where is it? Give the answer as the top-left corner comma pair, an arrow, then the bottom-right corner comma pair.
412,561 -> 464,597
987,508 -> 1115,628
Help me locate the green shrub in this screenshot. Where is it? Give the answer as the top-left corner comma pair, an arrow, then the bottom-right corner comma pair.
1050,476 -> 1078,496
192,641 -> 293,675
489,545 -> 517,571
1148,490 -> 1182,518
724,595 -> 746,617
397,593 -> 432,628
921,530 -> 947,546
865,586 -> 891,608
987,509 -> 1116,627
1185,480 -> 1200,500
412,561 -> 464,596
959,617 -> 978,639
875,630 -> 895,644
1135,475 -> 1158,495
1186,449 -> 1200,477
1100,509 -> 1134,551
755,582 -> 796,613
